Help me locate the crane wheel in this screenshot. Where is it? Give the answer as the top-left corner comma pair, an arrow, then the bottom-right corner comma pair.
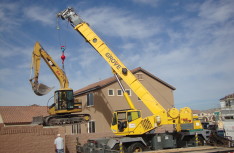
112,144 -> 127,152
127,142 -> 145,152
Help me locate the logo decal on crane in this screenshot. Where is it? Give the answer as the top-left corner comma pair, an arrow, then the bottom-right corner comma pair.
105,53 -> 121,70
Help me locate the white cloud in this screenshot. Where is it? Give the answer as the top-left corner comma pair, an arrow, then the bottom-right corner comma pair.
120,43 -> 136,51
132,0 -> 160,7
24,6 -> 56,26
116,0 -> 234,109
0,87 -> 54,106
82,7 -> 162,39
0,45 -> 31,58
0,1 -> 233,110
0,68 -> 13,83
198,0 -> 234,24
0,2 -> 21,31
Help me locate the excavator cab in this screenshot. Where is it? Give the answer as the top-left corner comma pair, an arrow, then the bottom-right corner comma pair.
54,89 -> 75,110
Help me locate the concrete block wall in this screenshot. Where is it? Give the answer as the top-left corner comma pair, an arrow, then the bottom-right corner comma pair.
0,125 -> 172,153
0,125 -> 114,153
0,125 -> 64,153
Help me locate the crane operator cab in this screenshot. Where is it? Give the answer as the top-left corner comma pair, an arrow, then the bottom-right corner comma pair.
111,109 -> 145,135
54,89 -> 75,111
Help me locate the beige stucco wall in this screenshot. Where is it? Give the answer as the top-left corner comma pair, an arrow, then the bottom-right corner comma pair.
0,115 -> 3,124
75,72 -> 175,133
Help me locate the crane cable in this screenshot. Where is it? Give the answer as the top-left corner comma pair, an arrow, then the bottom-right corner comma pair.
56,17 -> 67,72
29,53 -> 34,80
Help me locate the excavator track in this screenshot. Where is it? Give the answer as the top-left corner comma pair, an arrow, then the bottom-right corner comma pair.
32,114 -> 91,126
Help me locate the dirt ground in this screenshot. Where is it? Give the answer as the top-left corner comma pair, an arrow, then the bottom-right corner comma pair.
144,146 -> 234,153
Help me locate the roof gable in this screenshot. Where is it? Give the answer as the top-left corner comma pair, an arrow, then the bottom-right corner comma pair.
220,93 -> 234,101
0,106 -> 48,124
74,67 -> 175,96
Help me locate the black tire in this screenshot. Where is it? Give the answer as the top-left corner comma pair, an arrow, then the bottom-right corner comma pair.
197,136 -> 205,146
112,144 -> 127,152
127,142 -> 145,153
191,135 -> 205,146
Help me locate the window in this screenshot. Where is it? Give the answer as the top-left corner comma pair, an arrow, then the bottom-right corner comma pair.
72,124 -> 81,134
226,101 -> 230,107
117,112 -> 127,120
88,121 -> 95,133
127,111 -> 141,122
87,93 -> 94,106
117,89 -> 123,96
112,113 -> 117,125
54,92 -> 59,110
108,89 -> 114,96
224,116 -> 234,120
125,89 -> 131,96
136,73 -> 143,80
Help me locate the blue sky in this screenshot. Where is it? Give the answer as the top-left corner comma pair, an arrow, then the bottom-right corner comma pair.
0,0 -> 233,110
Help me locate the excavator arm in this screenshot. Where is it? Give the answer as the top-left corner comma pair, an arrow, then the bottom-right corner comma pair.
57,8 -> 194,135
29,42 -> 90,126
29,42 -> 69,96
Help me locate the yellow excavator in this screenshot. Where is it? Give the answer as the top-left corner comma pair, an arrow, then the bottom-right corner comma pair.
57,8 -> 209,152
29,42 -> 90,126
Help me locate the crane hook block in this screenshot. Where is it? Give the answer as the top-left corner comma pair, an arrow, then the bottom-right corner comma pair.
61,52 -> 66,64
60,46 -> 66,64
61,46 -> 65,52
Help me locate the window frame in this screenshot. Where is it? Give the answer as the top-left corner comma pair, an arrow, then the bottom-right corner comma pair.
88,120 -> 95,133
108,89 -> 115,96
136,73 -> 143,81
117,89 -> 123,96
72,124 -> 81,134
125,89 -> 131,96
127,111 -> 141,122
87,92 -> 94,107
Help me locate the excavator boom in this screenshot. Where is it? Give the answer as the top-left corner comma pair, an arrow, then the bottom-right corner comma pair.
30,43 -> 54,95
29,42 -> 90,126
30,42 -> 69,96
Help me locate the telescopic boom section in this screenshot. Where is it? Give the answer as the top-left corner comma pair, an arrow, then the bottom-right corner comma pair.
57,8 -> 174,124
30,42 -> 69,96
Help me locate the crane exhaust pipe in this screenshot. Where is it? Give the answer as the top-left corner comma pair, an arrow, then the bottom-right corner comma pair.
29,79 -> 53,96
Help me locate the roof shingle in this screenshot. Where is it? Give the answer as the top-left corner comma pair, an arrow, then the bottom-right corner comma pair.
0,106 -> 48,124
220,93 -> 234,101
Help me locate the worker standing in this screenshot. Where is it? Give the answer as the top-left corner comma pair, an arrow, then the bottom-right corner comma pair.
54,134 -> 64,153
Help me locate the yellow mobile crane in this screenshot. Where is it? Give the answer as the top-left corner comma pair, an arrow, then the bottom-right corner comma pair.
30,42 -> 90,126
57,8 -> 208,152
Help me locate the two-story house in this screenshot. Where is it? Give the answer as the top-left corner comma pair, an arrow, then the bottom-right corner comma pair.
73,67 -> 176,134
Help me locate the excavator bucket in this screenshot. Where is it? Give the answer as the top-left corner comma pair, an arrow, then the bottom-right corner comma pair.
34,83 -> 53,96
30,81 -> 54,96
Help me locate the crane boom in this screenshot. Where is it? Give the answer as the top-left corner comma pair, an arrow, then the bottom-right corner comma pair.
57,7 -> 169,120
57,8 -> 193,135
